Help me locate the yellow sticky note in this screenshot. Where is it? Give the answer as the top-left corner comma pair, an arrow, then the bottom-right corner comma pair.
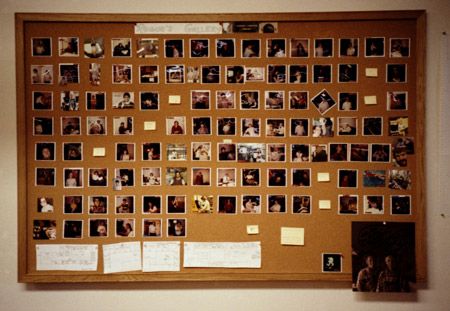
319,200 -> 331,210
281,227 -> 305,246
365,68 -> 378,77
317,172 -> 330,182
169,95 -> 181,104
223,139 -> 233,144
247,225 -> 259,235
92,147 -> 106,157
364,95 -> 377,105
144,121 -> 156,131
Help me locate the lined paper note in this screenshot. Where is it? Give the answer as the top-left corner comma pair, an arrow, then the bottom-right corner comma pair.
319,200 -> 331,209
184,242 -> 261,268
103,242 -> 142,274
281,227 -> 305,246
36,244 -> 98,271
143,241 -> 180,272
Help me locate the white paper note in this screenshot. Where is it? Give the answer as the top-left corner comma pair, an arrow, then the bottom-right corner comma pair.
144,121 -> 156,131
103,242 -> 142,274
319,200 -> 331,210
184,242 -> 261,268
36,244 -> 98,271
168,95 -> 181,104
92,147 -> 106,157
281,227 -> 305,246
143,241 -> 180,272
317,172 -> 330,182
365,68 -> 378,77
364,95 -> 377,105
247,225 -> 259,235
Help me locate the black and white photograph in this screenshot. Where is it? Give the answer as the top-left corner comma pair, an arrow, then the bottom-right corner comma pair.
339,38 -> 358,57
84,37 -> 104,58
112,38 -> 131,57
58,37 -> 79,57
112,64 -> 132,84
37,197 -> 54,213
245,67 -> 265,82
31,65 -> 53,84
167,143 -> 187,161
142,167 -> 161,186
87,116 -> 106,135
192,142 -> 211,161
217,168 -> 236,187
115,218 -> 135,237
112,91 -> 134,109
339,92 -> 358,111
338,64 -> 357,82
113,116 -> 133,135
337,117 -> 357,136
165,167 -> 188,186
32,37 -> 52,56
60,91 -> 79,111
311,144 -> 328,162
363,195 -> 384,215
388,169 -> 412,190
266,119 -> 285,137
268,168 -> 287,187
238,143 -> 265,163
322,254 -> 342,272
267,38 -> 286,57
312,117 -> 334,137
241,118 -> 260,137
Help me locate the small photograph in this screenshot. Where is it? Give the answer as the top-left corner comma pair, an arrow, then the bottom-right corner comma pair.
338,64 -> 357,82
142,167 -> 161,186
240,90 -> 259,109
292,169 -> 311,187
86,91 -> 105,110
217,168 -> 236,187
217,143 -> 236,161
389,116 -> 409,136
291,144 -> 310,162
268,168 -> 287,187
192,142 -> 211,161
190,39 -> 209,57
58,63 -> 79,85
167,143 -> 187,161
111,38 -> 131,57
31,65 -> 53,84
339,38 -> 358,57
116,143 -> 135,161
322,254 -> 342,272
388,169 -> 412,190
166,65 -> 184,83
63,142 -> 82,161
192,117 -> 212,135
201,65 -> 220,83
115,195 -> 135,214
289,65 -> 307,83
314,38 -> 333,57
268,195 -> 286,213
267,143 -> 286,162
365,37 -> 385,57
142,143 -> 161,161
289,91 -> 308,110
241,168 -> 260,187
267,65 -> 286,83
186,66 -> 200,83
58,37 -> 79,56
267,38 -> 286,57
338,169 -> 358,188
337,117 -> 358,136
371,144 -> 391,162
290,38 -> 309,57
113,116 -> 133,135
217,117 -> 236,135
387,64 -> 407,83
216,39 -> 235,57
226,65 -> 245,83
63,195 -> 83,214
136,38 -> 159,58
37,197 -> 54,213
112,177 -> 122,191
387,91 -> 408,110
352,221 -> 416,292
241,118 -> 260,137
312,117 -> 334,137
63,220 -> 83,239
363,117 -> 383,136
329,143 -> 348,162
32,91 -> 53,110
35,142 -> 55,161
167,195 -> 187,214
143,219 -> 162,237
87,116 -> 106,135
391,195 -> 412,215
338,194 -> 358,214
165,39 -> 184,58
241,195 -> 261,214
89,63 -> 101,85
238,143 -> 265,163
139,65 -> 159,84
33,220 -> 56,240
218,196 -> 237,214
32,37 -> 51,56
112,64 -> 132,84
83,37 -> 104,58
394,137 -> 415,155
392,140 -> 410,167
115,168 -> 135,187
60,91 -> 79,111
312,64 -> 332,83
140,91 -> 159,110
167,219 -> 186,237
292,195 -> 311,214
245,67 -> 265,82
192,195 -> 214,213
116,218 -> 135,237
216,91 -> 235,109
89,196 -> 108,214
112,91 -> 135,109
63,168 -> 83,188
339,92 -> 357,111
363,170 -> 386,188
350,144 -> 369,162
143,195 -> 162,214
311,144 -> 328,162
242,39 -> 260,58
266,119 -> 285,137
363,195 -> 384,215
88,168 -> 108,187
311,89 -> 336,115
191,90 -> 210,110
192,168 -> 211,186
265,91 -> 284,109
166,167 -> 188,186
89,219 -> 108,237
390,38 -> 410,57
290,118 -> 309,137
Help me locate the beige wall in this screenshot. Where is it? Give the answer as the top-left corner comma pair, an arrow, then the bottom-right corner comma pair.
1,1 -> 450,310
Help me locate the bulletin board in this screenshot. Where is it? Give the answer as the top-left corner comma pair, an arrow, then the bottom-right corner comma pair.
16,11 -> 426,283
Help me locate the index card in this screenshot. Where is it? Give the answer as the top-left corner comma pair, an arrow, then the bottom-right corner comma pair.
36,244 -> 98,271
247,225 -> 259,235
223,139 -> 233,144
103,242 -> 142,274
92,147 -> 106,157
144,121 -> 156,131
365,67 -> 378,77
317,172 -> 330,182
169,95 -> 181,104
364,95 -> 377,105
143,241 -> 180,272
184,242 -> 261,268
281,227 -> 305,246
319,200 -> 331,210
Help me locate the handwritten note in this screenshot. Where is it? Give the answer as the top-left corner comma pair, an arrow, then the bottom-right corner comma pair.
247,225 -> 259,235
144,121 -> 156,131
184,242 -> 261,268
365,67 -> 379,77
168,95 -> 181,104
319,200 -> 331,210
36,244 -> 98,271
281,227 -> 305,246
317,172 -> 330,182
102,242 -> 142,274
143,241 -> 180,272
92,147 -> 106,157
364,95 -> 377,105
